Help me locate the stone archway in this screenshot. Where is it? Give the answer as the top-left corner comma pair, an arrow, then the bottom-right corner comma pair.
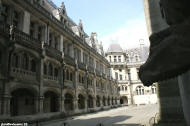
64,93 -> 74,111
78,94 -> 85,110
10,88 -> 36,116
43,91 -> 59,113
120,96 -> 128,105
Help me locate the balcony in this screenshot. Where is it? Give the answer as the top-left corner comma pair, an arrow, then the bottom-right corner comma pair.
118,80 -> 129,84
78,62 -> 86,71
0,23 -> 42,50
10,67 -> 36,80
44,44 -> 62,61
110,62 -> 126,66
64,55 -> 75,66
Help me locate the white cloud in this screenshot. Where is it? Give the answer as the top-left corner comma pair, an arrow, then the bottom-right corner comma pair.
100,17 -> 150,52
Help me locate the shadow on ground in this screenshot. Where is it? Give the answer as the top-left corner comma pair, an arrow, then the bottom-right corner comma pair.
61,115 -> 141,126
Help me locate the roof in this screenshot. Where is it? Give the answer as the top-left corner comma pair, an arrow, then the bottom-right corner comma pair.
107,43 -> 123,53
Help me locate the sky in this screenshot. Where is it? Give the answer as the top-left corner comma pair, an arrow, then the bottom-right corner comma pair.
52,0 -> 149,51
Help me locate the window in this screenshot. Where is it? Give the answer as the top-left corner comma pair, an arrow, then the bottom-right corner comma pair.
118,56 -> 121,62
118,87 -> 120,91
114,56 -> 117,62
137,68 -> 139,80
54,37 -> 58,49
30,22 -> 35,37
126,55 -> 129,62
54,68 -> 58,77
136,86 -> 144,95
135,55 -> 138,62
125,86 -> 127,91
127,70 -> 131,80
70,72 -> 73,81
37,26 -> 42,41
152,85 -> 156,94
49,33 -> 52,47
109,56 -> 111,62
30,59 -> 36,72
22,53 -> 29,70
13,11 -> 19,28
1,5 -> 8,23
44,63 -> 47,75
119,75 -> 122,80
48,63 -> 53,76
12,54 -> 19,68
122,86 -> 124,91
115,72 -> 118,80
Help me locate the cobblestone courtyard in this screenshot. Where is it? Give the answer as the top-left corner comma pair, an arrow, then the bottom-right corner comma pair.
39,104 -> 158,126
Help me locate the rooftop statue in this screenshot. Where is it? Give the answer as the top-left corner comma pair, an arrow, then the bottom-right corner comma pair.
139,0 -> 190,86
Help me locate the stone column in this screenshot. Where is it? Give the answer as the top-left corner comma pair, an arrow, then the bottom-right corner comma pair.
1,94 -> 11,116
142,0 -> 168,36
22,11 -> 30,34
38,58 -> 44,113
44,23 -> 49,45
85,96 -> 88,112
60,35 -> 64,52
74,97 -> 78,113
178,71 -> 190,126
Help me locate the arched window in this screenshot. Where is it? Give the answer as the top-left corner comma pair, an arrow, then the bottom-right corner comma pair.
152,85 -> 156,94
22,53 -> 29,70
30,59 -> 36,72
136,86 -> 144,95
48,63 -> 53,76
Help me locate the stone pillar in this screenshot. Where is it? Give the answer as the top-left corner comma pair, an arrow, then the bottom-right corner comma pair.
93,97 -> 96,109
142,0 -> 168,36
71,43 -> 74,58
60,35 -> 64,52
1,94 -> 11,116
178,71 -> 190,126
38,58 -> 44,113
74,97 -> 78,113
44,23 -> 49,45
158,79 -> 185,123
85,96 -> 88,112
22,11 -> 30,34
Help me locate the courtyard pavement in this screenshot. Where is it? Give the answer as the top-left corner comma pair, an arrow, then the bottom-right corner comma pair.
39,104 -> 158,126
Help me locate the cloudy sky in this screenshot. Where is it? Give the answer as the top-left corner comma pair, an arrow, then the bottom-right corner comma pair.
52,0 -> 149,51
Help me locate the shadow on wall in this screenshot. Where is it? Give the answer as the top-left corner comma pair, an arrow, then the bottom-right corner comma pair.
66,115 -> 140,126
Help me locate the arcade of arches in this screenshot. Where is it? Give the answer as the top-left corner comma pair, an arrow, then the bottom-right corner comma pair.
4,87 -> 120,116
